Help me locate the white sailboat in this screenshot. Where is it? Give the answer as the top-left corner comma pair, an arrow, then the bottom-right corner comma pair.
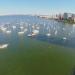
6,30 -> 11,34
46,33 -> 51,36
55,30 -> 58,36
12,26 -> 16,29
18,31 -> 25,35
0,44 -> 8,49
63,37 -> 67,40
18,25 -> 26,35
27,24 -> 32,37
28,24 -> 39,37
24,28 -> 28,32
1,27 -> 7,32
20,26 -> 24,30
32,29 -> 39,35
73,24 -> 75,27
46,27 -> 51,37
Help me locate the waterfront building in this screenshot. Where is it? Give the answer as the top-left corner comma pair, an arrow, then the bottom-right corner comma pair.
63,13 -> 68,19
63,13 -> 73,20
73,18 -> 75,22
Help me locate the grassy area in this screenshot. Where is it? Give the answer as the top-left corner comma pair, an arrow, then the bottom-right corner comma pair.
0,38 -> 75,75
56,19 -> 75,24
63,19 -> 75,24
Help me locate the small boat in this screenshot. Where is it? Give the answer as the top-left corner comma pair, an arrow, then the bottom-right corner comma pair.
24,29 -> 28,32
20,26 -> 24,30
63,37 -> 67,40
27,30 -> 39,37
27,34 -> 32,37
32,30 -> 39,35
1,27 -> 7,32
36,26 -> 40,30
46,33 -> 51,36
0,44 -> 8,49
46,28 -> 51,37
18,31 -> 24,35
6,30 -> 11,34
73,24 -> 75,27
12,26 -> 16,29
55,30 -> 58,35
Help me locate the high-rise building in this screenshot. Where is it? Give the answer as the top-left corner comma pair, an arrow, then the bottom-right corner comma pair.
63,13 -> 68,19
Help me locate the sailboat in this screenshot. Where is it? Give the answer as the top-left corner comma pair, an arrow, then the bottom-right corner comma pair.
28,24 -> 39,37
18,30 -> 25,35
54,30 -> 58,36
0,44 -> 8,49
46,27 -> 51,37
1,27 -> 7,32
6,30 -> 11,34
12,26 -> 16,29
63,37 -> 67,40
32,29 -> 39,36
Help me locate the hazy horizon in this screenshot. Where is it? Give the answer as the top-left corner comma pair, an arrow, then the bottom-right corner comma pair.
0,0 -> 75,15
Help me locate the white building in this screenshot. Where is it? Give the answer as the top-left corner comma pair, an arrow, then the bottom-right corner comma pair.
63,13 -> 73,19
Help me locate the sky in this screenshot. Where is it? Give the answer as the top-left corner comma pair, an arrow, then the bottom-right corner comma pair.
0,0 -> 75,15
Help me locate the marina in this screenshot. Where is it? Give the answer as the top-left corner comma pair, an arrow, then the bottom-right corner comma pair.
0,16 -> 75,48
0,15 -> 75,75
0,0 -> 75,75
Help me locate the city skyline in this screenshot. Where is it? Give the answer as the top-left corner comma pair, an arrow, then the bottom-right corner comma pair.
0,0 -> 75,15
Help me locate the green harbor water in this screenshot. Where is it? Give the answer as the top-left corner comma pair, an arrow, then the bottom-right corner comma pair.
0,35 -> 75,75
